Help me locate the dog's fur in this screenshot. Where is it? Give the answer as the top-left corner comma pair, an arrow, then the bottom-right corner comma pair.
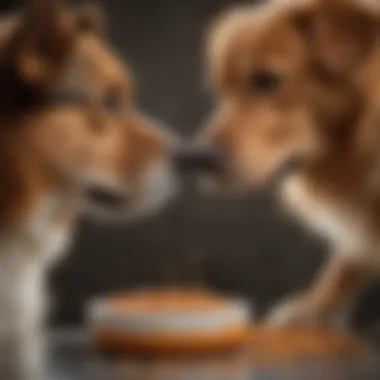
197,0 -> 380,330
0,0 -> 177,376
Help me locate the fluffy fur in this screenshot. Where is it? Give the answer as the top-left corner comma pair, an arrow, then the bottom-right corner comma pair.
196,0 -> 380,330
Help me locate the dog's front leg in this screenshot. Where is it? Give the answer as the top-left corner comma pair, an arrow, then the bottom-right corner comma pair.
0,326 -> 46,380
266,254 -> 375,330
0,263 -> 47,380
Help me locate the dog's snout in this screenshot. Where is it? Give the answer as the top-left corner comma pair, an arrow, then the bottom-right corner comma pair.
174,145 -> 222,176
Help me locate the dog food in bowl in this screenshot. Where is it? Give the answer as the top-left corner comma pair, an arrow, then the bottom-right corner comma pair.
88,288 -> 253,355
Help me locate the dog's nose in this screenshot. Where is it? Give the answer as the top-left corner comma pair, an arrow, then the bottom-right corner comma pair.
174,145 -> 222,176
86,186 -> 126,208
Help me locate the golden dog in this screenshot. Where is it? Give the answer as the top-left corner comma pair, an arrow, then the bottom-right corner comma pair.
189,0 -> 380,330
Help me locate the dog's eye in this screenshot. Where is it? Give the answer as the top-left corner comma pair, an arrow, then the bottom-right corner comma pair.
250,70 -> 280,94
102,90 -> 123,114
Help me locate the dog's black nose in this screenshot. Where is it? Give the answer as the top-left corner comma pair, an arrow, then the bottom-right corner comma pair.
86,186 -> 126,208
174,145 -> 222,176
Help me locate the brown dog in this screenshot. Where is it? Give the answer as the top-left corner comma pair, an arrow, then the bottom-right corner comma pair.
189,0 -> 380,330
0,0 -> 178,376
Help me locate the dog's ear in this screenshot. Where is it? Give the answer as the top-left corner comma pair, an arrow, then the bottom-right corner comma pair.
1,0 -> 75,89
76,3 -> 106,36
293,0 -> 380,77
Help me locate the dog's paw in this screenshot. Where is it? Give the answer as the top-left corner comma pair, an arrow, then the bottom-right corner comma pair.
265,295 -> 326,328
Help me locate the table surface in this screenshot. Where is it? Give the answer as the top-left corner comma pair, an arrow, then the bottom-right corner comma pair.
48,329 -> 380,380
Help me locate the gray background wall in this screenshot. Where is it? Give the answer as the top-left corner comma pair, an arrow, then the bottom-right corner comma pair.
1,0 -> 379,328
